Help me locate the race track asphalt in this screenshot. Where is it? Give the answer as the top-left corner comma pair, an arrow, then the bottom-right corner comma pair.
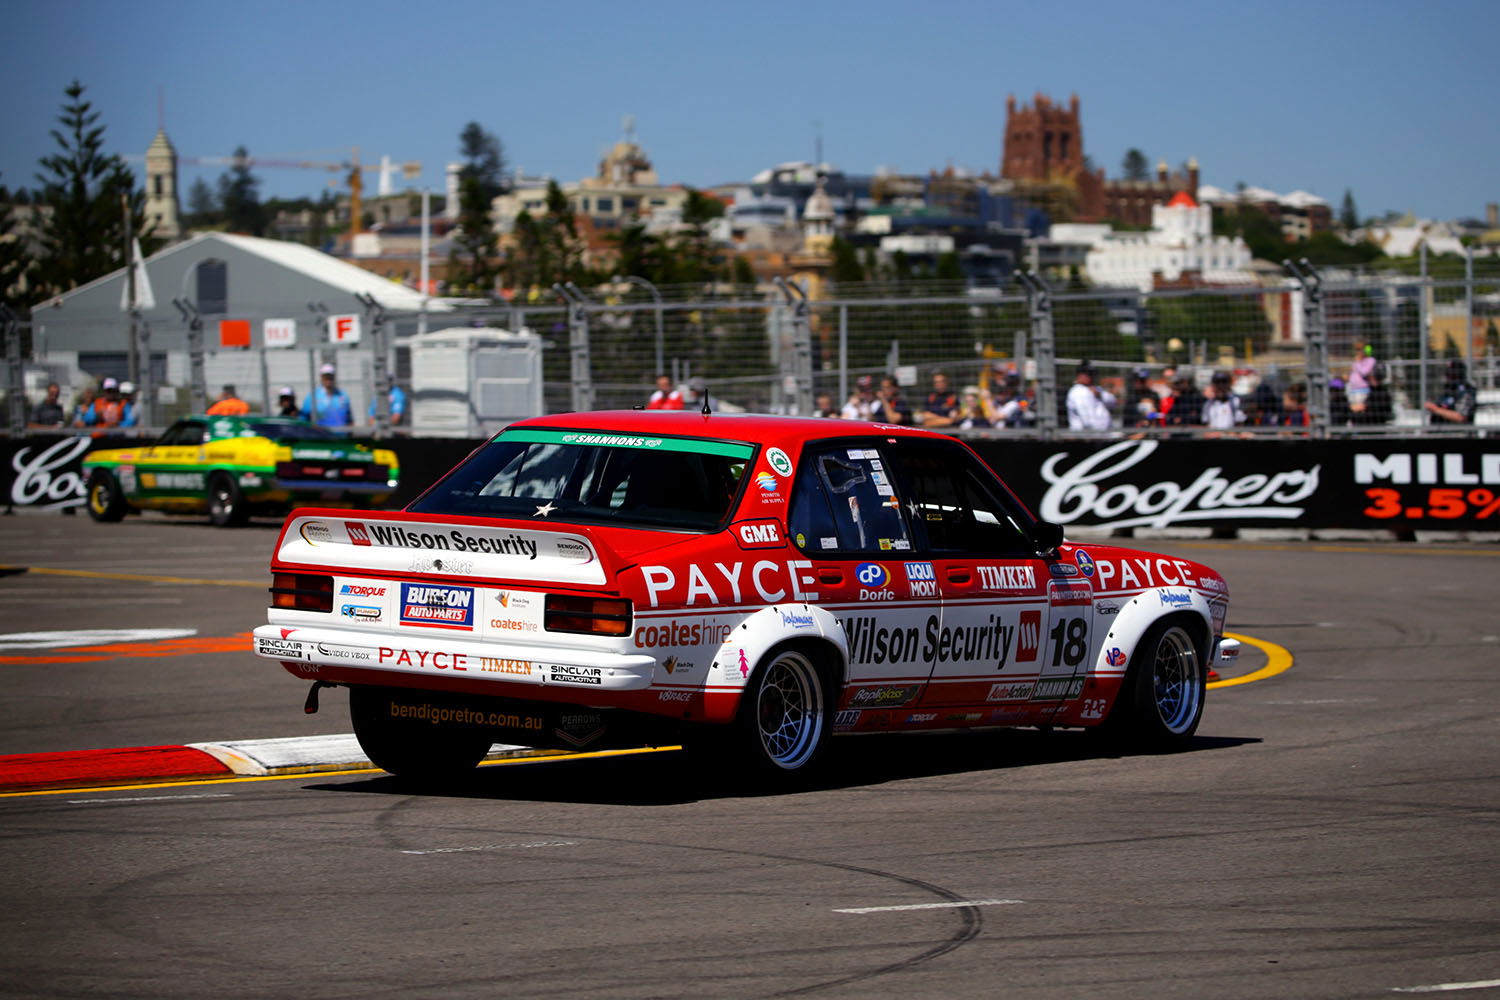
1,511 -> 1497,999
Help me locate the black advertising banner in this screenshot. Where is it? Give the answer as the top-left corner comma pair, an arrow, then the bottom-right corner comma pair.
969,437 -> 1500,533
5,433 -> 1497,532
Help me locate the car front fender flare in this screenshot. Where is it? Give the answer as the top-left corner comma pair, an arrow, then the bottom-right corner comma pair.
1093,587 -> 1213,678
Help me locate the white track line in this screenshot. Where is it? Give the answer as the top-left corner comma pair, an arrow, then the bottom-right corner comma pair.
401,840 -> 578,855
834,898 -> 1023,914
1392,980 -> 1500,994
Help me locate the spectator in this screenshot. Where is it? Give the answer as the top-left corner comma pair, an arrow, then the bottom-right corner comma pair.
84,377 -> 127,428
955,385 -> 993,429
1281,382 -> 1310,427
1346,340 -> 1378,416
873,376 -> 912,425
71,387 -> 96,428
28,383 -> 66,429
1201,371 -> 1246,433
1123,367 -> 1161,427
206,384 -> 251,416
368,383 -> 409,426
1424,358 -> 1477,424
1165,375 -> 1204,428
1066,362 -> 1116,430
813,393 -> 838,418
841,375 -> 877,420
277,386 -> 300,418
118,381 -> 139,427
1247,379 -> 1283,426
1359,360 -> 1393,425
301,363 -> 352,428
645,375 -> 684,410
991,375 -> 1034,428
916,371 -> 960,428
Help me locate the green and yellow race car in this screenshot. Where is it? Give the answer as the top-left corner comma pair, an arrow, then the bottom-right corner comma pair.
82,415 -> 401,526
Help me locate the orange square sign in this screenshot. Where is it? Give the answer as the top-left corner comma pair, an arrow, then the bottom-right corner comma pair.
219,319 -> 251,348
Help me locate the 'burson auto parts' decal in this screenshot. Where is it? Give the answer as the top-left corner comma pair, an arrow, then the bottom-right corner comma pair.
1039,440 -> 1321,530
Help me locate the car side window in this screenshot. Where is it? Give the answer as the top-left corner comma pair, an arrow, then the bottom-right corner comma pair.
789,445 -> 913,555
888,441 -> 1034,556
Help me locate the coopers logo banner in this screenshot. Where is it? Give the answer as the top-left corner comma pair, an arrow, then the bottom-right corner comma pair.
970,438 -> 1500,532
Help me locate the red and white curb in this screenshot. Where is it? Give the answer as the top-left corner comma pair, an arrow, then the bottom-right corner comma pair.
0,736 -> 556,793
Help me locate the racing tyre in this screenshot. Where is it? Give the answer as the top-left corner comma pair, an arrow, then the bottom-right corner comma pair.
1101,621 -> 1205,751
207,472 -> 248,527
729,646 -> 832,781
85,469 -> 127,522
348,685 -> 494,781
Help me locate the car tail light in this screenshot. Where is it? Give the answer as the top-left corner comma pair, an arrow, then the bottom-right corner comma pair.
545,595 -> 632,636
270,573 -> 333,612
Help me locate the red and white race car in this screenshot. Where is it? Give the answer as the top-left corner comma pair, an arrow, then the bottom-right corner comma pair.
254,411 -> 1237,781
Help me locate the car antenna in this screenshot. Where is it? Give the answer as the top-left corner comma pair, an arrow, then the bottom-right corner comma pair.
701,393 -> 712,416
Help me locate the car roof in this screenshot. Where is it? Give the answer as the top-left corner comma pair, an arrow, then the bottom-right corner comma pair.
507,410 -> 948,450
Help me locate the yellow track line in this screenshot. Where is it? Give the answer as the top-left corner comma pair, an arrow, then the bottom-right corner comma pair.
1,566 -> 263,588
1209,630 -> 1292,689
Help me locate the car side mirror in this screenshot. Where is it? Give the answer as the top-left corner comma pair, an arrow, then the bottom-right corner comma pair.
1033,519 -> 1064,556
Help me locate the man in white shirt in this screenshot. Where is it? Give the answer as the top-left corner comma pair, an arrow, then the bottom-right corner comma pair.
1066,363 -> 1116,430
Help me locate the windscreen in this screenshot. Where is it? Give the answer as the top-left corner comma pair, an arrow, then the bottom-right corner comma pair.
409,428 -> 753,531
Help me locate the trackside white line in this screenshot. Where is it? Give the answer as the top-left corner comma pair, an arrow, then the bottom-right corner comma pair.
1392,979 -> 1500,993
834,898 -> 1023,914
401,840 -> 578,855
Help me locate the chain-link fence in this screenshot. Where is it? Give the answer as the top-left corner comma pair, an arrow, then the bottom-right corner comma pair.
7,259 -> 1499,438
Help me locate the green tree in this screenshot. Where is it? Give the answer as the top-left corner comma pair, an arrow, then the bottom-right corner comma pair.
1213,201 -> 1285,261
0,174 -> 38,310
32,79 -> 145,298
830,236 -> 864,285
185,176 -> 218,229
667,188 -> 724,284
217,147 -> 264,235
458,122 -> 507,198
452,172 -> 499,290
1122,148 -> 1149,182
1340,189 -> 1359,231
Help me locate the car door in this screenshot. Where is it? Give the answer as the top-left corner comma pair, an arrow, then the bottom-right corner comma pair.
786,441 -> 933,714
136,420 -> 209,504
882,439 -> 1053,714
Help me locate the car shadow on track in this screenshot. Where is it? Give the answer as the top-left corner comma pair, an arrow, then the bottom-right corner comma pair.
306,730 -> 1261,806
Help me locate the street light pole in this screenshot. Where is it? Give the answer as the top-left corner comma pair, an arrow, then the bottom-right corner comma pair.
614,274 -> 664,377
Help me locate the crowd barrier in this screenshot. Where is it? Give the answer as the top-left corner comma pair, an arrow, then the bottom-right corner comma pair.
7,432 -> 1497,536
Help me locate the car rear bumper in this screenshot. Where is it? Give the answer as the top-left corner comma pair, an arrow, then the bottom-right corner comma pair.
252,623 -> 655,692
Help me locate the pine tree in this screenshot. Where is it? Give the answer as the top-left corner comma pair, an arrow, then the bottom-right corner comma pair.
1340,189 -> 1359,231
217,147 -> 264,235
32,79 -> 145,297
0,173 -> 38,310
1122,149 -> 1149,182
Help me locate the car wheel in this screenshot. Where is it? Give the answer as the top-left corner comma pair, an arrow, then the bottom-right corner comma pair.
207,472 -> 248,527
348,685 -> 493,780
1102,621 -> 1205,750
85,470 -> 127,522
733,646 -> 831,777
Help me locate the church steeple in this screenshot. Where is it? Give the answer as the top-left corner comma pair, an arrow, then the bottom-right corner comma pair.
145,128 -> 182,242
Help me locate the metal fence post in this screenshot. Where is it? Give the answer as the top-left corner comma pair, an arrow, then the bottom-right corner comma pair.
1284,258 -> 1329,436
173,298 -> 207,415
1,305 -> 25,432
773,277 -> 813,415
554,283 -> 593,412
358,292 -> 391,436
1017,272 -> 1058,436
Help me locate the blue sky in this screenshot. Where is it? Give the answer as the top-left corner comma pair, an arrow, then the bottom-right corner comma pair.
5,0 -> 1497,223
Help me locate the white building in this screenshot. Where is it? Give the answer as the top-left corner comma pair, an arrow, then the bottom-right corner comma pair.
1084,192 -> 1255,292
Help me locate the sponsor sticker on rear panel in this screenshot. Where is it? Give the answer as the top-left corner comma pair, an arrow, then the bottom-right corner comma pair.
400,582 -> 475,630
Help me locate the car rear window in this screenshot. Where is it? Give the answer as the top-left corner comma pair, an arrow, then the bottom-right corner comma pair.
409,428 -> 753,531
